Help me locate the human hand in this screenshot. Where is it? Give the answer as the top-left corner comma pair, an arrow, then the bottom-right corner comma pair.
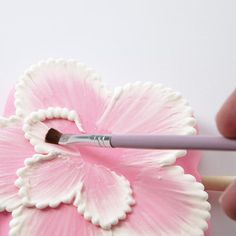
216,90 -> 236,220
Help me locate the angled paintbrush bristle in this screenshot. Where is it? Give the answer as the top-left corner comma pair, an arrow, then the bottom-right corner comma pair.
45,128 -> 62,144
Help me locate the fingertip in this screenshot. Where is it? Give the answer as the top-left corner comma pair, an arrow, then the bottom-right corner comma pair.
219,180 -> 236,221
216,90 -> 236,138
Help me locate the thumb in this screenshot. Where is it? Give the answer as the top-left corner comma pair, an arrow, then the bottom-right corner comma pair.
219,180 -> 236,220
216,89 -> 236,138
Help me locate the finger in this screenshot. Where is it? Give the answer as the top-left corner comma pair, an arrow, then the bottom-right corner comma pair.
216,90 -> 236,138
219,180 -> 236,220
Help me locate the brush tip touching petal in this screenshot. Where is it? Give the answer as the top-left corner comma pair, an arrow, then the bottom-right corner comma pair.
45,128 -> 62,144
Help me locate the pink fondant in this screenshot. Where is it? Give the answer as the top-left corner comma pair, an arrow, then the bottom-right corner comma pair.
0,212 -> 11,236
114,167 -> 209,235
26,118 -> 84,155
1,89 -> 15,234
96,84 -> 193,136
10,204 -> 112,236
0,63 -> 211,235
15,67 -> 109,133
19,153 -> 84,207
3,88 -> 15,117
74,163 -> 134,229
0,125 -> 34,208
0,90 -> 33,235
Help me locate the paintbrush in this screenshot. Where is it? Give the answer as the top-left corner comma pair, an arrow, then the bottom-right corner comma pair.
45,128 -> 236,151
45,128 -> 236,191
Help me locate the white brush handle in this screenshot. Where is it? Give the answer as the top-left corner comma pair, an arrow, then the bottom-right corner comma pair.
202,176 -> 236,191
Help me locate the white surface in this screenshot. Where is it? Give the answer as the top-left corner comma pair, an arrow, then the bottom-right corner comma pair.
0,1 -> 235,235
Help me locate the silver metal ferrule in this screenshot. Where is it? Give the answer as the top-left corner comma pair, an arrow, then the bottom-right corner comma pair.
59,134 -> 112,147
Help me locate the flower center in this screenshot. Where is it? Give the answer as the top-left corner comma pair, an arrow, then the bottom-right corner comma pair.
22,107 -> 128,174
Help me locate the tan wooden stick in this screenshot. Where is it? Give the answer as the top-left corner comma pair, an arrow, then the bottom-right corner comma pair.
202,176 -> 236,191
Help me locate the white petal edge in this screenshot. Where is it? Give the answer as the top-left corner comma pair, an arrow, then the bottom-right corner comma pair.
74,170 -> 135,230
0,115 -> 23,212
9,206 -> 24,236
0,115 -> 21,128
14,58 -> 111,119
98,82 -> 197,136
22,107 -> 85,153
15,152 -> 82,209
113,166 -> 211,236
96,82 -> 197,167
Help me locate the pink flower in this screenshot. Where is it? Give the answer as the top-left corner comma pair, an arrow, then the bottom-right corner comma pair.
0,59 -> 210,236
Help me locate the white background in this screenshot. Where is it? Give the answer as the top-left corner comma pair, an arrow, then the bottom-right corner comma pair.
0,1 -> 235,235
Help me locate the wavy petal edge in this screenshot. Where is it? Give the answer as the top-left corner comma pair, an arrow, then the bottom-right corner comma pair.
15,152 -> 82,209
74,169 -> 135,230
14,58 -> 112,119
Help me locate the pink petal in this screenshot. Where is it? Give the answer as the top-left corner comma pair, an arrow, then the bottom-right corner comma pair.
113,166 -> 210,236
97,83 -> 196,135
97,83 -> 196,167
15,59 -> 110,132
74,164 -> 135,230
16,151 -> 135,230
22,107 -> 85,154
0,212 -> 11,235
16,152 -> 84,209
22,111 -> 129,178
3,88 -> 15,117
0,120 -> 34,212
9,205 -> 112,236
119,148 -> 186,169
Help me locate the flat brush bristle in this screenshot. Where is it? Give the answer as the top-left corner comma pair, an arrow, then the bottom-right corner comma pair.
45,128 -> 62,144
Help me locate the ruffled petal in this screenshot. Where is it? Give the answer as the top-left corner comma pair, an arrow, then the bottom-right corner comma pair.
119,148 -> 186,169
97,83 -> 196,135
113,166 -> 210,236
74,165 -> 135,230
15,59 -> 110,132
97,83 -> 196,167
9,205 -> 112,236
22,107 -> 85,154
0,117 -> 34,212
15,152 -> 84,209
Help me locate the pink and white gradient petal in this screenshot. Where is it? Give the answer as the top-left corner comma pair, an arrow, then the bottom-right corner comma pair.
74,164 -> 134,230
14,59 -> 110,133
16,151 -> 134,230
0,118 -> 35,212
13,60 -> 197,169
96,83 -> 196,167
0,59 -> 211,236
9,205 -> 112,236
22,107 -> 85,154
113,166 -> 210,236
15,152 -> 84,209
97,82 -> 196,135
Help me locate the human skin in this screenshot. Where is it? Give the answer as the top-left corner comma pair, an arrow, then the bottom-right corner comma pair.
216,89 -> 236,220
